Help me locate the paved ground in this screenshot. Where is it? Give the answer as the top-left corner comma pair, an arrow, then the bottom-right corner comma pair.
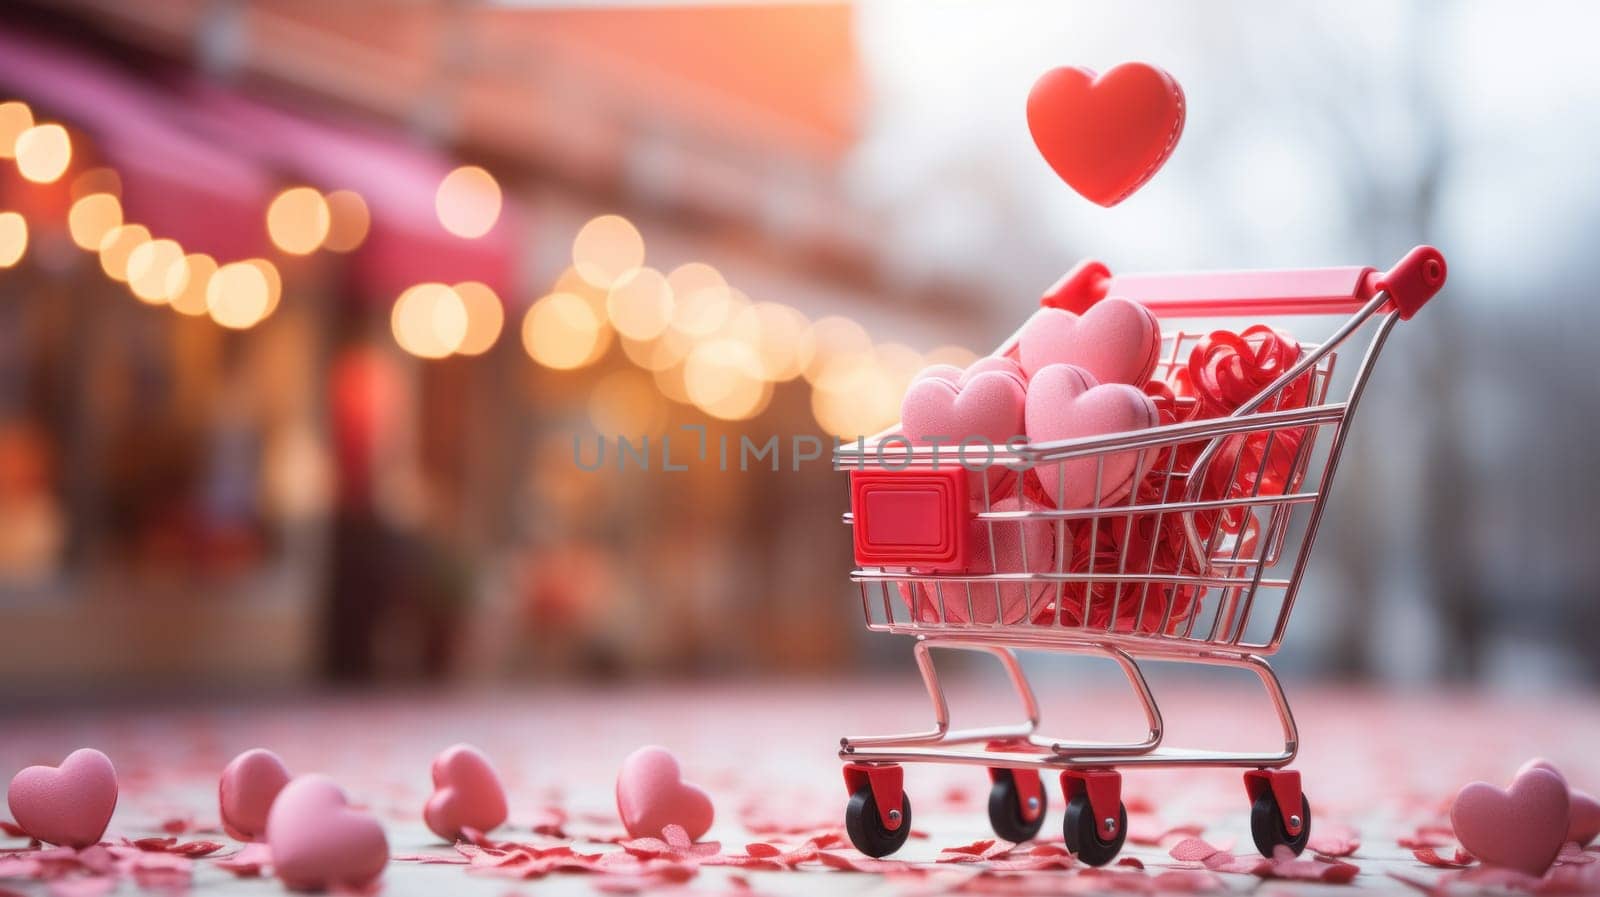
1,673 -> 1596,895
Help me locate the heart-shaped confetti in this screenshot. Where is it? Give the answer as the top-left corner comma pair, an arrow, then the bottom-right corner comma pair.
7,748 -> 118,848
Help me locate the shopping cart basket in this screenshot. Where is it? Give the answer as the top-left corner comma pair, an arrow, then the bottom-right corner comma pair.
835,246 -> 1447,862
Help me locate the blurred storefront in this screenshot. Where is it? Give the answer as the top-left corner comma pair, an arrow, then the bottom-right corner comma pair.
0,2 -> 994,696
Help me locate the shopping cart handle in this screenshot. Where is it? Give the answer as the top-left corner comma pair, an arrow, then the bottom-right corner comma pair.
1368,245 -> 1447,321
1038,245 -> 1447,319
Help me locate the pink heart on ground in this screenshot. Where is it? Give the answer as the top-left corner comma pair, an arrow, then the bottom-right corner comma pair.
7,748 -> 118,848
1024,364 -> 1159,508
1018,296 -> 1161,385
423,744 -> 508,842
1573,791 -> 1600,846
219,749 -> 291,842
266,775 -> 389,890
902,494 -> 1061,625
1451,766 -> 1568,876
616,746 -> 713,841
1517,758 -> 1600,846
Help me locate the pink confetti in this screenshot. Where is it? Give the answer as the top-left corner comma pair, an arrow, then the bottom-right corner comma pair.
215,842 -> 273,877
45,878 -> 115,897
1127,813 -> 1205,846
0,821 -> 28,838
1168,837 -> 1359,883
1397,823 -> 1456,849
1413,846 -> 1474,868
1308,823 -> 1361,858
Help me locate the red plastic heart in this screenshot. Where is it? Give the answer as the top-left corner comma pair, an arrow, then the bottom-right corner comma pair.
1027,62 -> 1185,207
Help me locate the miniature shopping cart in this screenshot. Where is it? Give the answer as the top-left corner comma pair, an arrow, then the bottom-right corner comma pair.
835,246 -> 1447,862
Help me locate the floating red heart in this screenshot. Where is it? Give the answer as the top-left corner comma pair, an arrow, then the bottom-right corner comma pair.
1027,62 -> 1185,207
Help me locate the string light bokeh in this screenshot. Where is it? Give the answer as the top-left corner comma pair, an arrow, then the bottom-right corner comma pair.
0,98 -> 978,439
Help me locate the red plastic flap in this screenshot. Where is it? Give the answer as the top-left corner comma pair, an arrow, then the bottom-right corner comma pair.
850,469 -> 969,570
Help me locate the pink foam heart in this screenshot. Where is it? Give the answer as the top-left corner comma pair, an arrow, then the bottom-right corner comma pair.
962,355 -> 1027,385
1018,296 -> 1161,385
1451,766 -> 1568,876
266,775 -> 389,890
1517,759 -> 1600,846
7,748 -> 118,848
616,746 -> 713,841
1024,363 -> 1159,508
903,494 -> 1061,624
423,744 -> 508,842
219,749 -> 291,842
901,368 -> 1027,449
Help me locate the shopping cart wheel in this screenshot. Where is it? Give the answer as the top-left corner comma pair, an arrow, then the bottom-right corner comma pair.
988,770 -> 1047,843
1250,791 -> 1312,857
1064,795 -> 1127,866
845,788 -> 912,858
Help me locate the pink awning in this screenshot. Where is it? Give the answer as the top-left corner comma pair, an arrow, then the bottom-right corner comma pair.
0,26 -> 520,304
0,29 -> 272,261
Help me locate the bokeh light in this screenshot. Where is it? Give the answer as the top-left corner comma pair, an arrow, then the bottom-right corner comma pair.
435,165 -> 501,239
323,189 -> 370,252
606,266 -> 674,340
803,315 -> 873,384
665,262 -> 733,337
0,101 -> 32,159
207,261 -> 272,330
523,292 -> 606,370
0,212 -> 27,268
572,215 -> 644,288
245,258 -> 283,317
14,123 -> 71,183
452,281 -> 504,356
924,344 -> 980,369
266,186 -> 331,255
588,368 -> 669,436
811,351 -> 902,439
68,193 -> 122,251
651,363 -> 694,406
737,302 -> 814,381
391,283 -> 468,359
684,338 -> 772,421
619,328 -> 693,373
125,238 -> 185,304
166,253 -> 217,317
97,224 -> 151,282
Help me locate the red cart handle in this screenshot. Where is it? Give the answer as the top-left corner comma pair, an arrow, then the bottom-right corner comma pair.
1042,245 -> 1446,320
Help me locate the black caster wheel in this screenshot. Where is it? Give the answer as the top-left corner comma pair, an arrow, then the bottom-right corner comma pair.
1064,795 -> 1127,866
1251,791 -> 1312,857
845,787 -> 912,858
988,770 -> 1047,843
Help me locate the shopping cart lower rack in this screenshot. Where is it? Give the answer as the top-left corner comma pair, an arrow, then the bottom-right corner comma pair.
834,246 -> 1446,863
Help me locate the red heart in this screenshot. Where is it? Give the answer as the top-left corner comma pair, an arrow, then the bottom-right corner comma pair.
1027,62 -> 1185,207
1450,767 -> 1568,876
6,748 -> 118,848
423,744 -> 508,842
